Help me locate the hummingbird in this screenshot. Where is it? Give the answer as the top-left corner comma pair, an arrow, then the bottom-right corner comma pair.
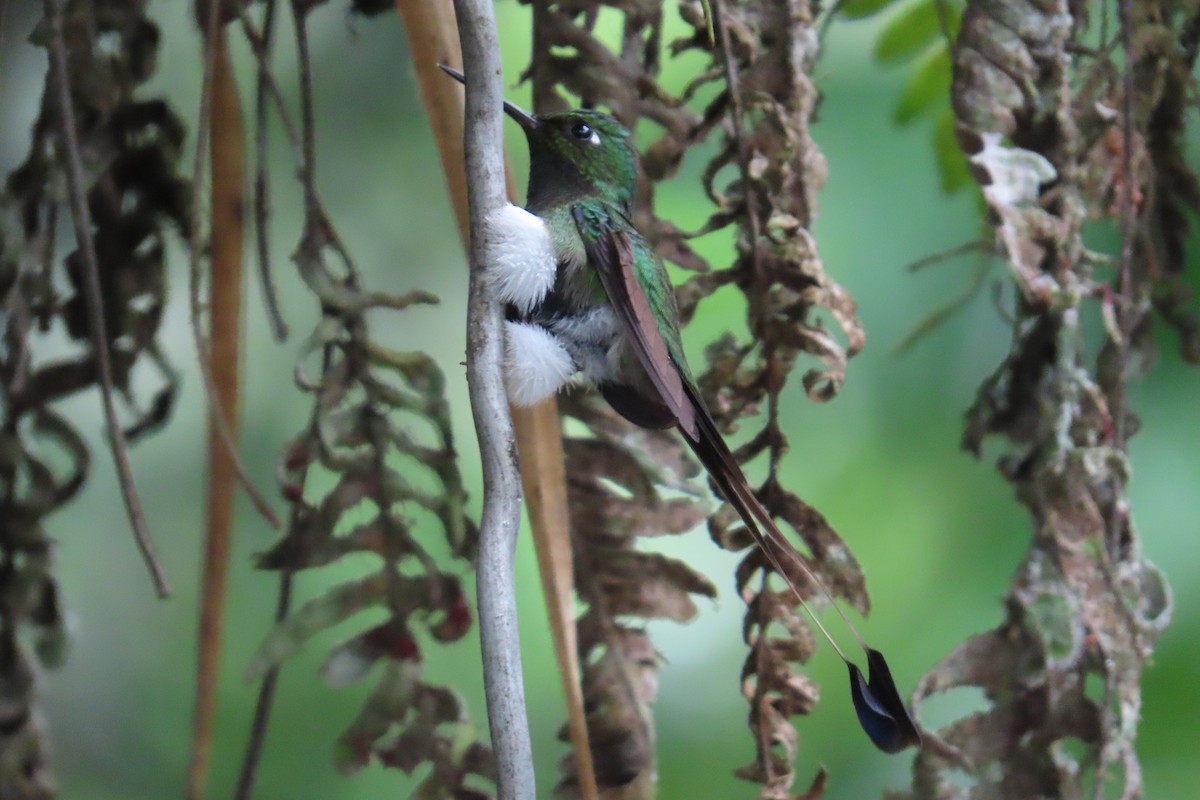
440,65 -> 920,754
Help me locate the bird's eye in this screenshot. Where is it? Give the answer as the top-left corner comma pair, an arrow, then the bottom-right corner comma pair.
570,122 -> 594,140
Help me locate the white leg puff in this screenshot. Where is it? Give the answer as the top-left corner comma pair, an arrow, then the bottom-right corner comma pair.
503,320 -> 576,406
484,204 -> 557,314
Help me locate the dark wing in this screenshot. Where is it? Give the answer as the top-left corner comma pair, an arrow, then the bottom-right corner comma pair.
571,204 -> 697,438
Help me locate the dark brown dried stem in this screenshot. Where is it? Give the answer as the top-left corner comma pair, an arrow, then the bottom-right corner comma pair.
252,0 -> 289,341
903,240 -> 989,273
237,5 -> 304,167
711,0 -> 781,474
292,0 -> 319,215
233,3 -> 332,790
515,401 -> 596,800
43,0 -> 170,598
1113,0 -> 1135,449
234,567 -> 296,800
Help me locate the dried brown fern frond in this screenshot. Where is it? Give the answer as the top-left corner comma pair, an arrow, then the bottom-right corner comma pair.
230,3 -> 491,796
895,2 -> 1190,798
525,1 -> 866,796
557,391 -> 715,796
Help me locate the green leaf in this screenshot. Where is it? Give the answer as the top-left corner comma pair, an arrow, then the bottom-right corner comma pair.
934,106 -> 972,193
872,0 -> 963,63
893,44 -> 951,125
839,0 -> 901,20
874,0 -> 942,64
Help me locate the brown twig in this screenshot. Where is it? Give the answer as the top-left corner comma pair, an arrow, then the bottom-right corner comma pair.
711,0 -> 782,474
1113,0 -> 1136,450
514,401 -> 594,798
234,562 -> 295,800
237,6 -> 305,169
43,0 -> 170,598
903,239 -> 989,272
235,2 -> 372,789
291,0 -> 319,214
252,0 -> 289,341
231,3 -> 336,791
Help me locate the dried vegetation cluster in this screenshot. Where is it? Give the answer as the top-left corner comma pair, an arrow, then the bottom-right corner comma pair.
1,1 -> 186,795
898,2 -> 1195,799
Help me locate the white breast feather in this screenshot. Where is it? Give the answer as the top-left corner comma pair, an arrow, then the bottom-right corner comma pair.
485,204 -> 557,314
503,320 -> 576,406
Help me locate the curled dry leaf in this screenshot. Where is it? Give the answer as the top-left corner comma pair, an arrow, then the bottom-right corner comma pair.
252,215 -> 485,786
237,6 -> 485,790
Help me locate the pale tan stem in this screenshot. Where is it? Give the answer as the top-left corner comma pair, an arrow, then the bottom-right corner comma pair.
189,19 -> 246,800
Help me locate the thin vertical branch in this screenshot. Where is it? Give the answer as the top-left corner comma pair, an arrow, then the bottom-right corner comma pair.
234,569 -> 294,800
253,0 -> 289,341
44,0 -> 170,597
291,0 -> 318,214
711,0 -> 780,473
233,3 -> 328,792
450,0 -> 535,797
1113,0 -> 1136,449
398,4 -> 597,796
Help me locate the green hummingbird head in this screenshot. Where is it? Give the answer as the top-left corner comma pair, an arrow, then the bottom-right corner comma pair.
438,65 -> 638,210
509,109 -> 638,211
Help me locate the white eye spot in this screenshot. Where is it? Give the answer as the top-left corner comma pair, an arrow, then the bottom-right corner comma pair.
570,121 -> 601,145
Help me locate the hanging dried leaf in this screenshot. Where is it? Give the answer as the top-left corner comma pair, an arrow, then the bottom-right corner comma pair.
1,1 -> 187,793
556,389 -> 715,796
236,3 -> 485,792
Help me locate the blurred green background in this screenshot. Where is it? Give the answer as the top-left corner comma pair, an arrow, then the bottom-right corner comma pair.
1,2 -> 1196,798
